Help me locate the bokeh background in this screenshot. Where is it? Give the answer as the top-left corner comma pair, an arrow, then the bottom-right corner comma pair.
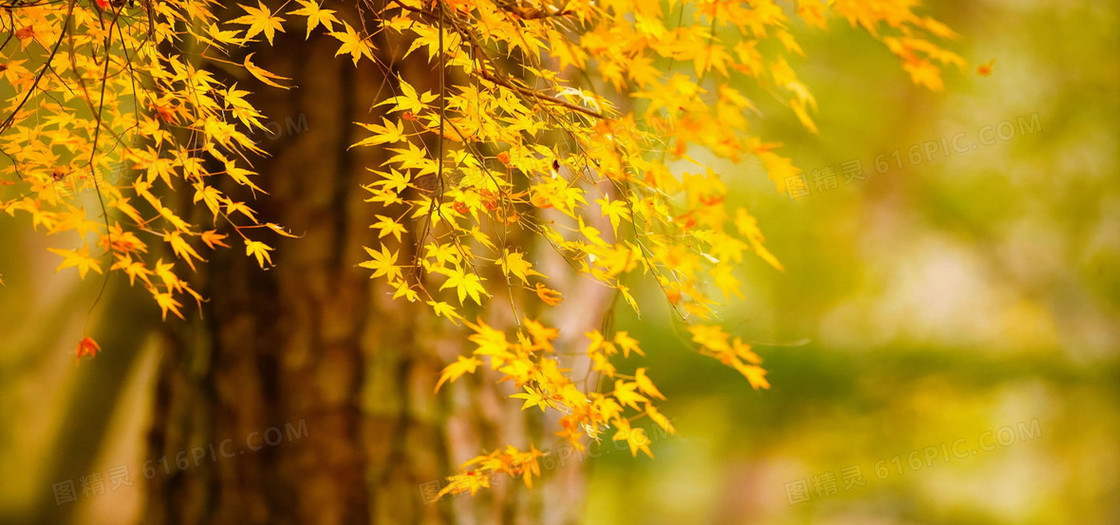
2,0 -> 1117,523
587,1 -> 1120,524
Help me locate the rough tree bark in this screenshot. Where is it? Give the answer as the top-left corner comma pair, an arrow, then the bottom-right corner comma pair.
142,27 -> 392,524
140,8 -> 604,525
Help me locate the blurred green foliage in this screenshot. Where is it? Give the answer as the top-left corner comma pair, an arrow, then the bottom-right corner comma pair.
587,1 -> 1119,524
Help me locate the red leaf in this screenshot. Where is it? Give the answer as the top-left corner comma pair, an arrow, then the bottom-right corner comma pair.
76,337 -> 101,363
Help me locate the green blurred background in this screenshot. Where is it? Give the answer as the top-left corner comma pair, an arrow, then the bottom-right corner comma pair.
2,0 -> 1118,523
586,1 -> 1119,524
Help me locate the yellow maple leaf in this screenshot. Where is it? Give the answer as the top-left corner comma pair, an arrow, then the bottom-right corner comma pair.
497,250 -> 542,284
612,420 -> 653,458
370,214 -> 407,241
154,292 -> 185,321
47,245 -> 103,279
165,231 -> 205,271
359,244 -> 402,281
731,359 -> 771,390
612,380 -> 648,410
229,1 -> 286,44
511,386 -> 553,412
244,240 -> 274,268
614,331 -> 644,358
427,301 -> 464,323
646,405 -> 676,435
331,23 -> 373,65
634,368 -> 666,400
435,355 -> 482,392
440,267 -> 489,306
289,0 -> 339,38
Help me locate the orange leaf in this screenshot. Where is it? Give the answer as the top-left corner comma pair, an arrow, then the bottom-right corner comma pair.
243,53 -> 292,89
201,230 -> 230,249
534,283 -> 563,305
76,337 -> 101,363
977,59 -> 995,76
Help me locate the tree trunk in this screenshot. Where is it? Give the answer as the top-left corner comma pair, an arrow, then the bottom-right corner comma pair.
141,21 -> 445,524
141,9 -> 603,524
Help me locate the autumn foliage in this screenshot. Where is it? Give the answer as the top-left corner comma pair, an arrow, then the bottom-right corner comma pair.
0,0 -> 960,500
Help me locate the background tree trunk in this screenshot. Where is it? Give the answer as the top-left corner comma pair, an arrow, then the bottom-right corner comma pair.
139,11 -> 600,524
135,2 -> 629,520
141,28 -> 384,525
141,19 -> 434,523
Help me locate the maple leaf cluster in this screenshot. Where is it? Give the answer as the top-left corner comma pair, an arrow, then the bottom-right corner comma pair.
0,0 -> 960,500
